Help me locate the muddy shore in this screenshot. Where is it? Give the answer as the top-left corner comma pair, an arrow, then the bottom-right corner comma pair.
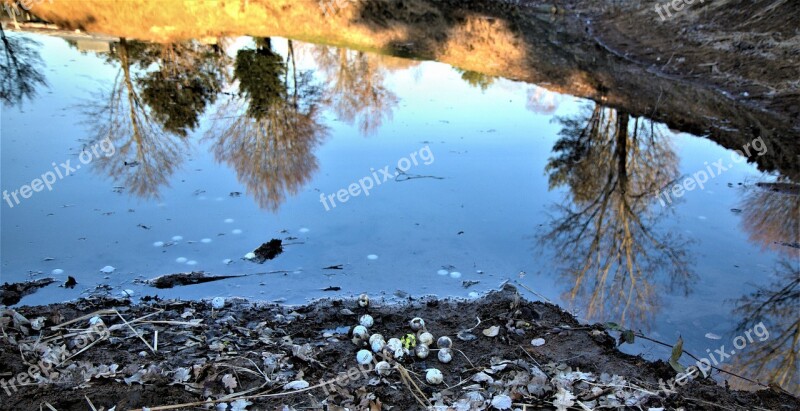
1,286 -> 797,410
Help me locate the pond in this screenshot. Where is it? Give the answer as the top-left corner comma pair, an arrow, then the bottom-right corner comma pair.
1,26 -> 798,391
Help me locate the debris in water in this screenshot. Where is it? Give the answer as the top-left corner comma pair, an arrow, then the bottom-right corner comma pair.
367,254 -> 378,260
64,276 -> 77,288
153,241 -> 164,247
437,269 -> 449,275
51,269 -> 64,275
449,271 -> 462,279
201,238 -> 212,243
0,278 -> 56,305
175,257 -> 188,263
172,235 -> 183,241
299,227 -> 310,233
100,266 -> 115,274
147,272 -> 240,289
231,229 -> 242,234
252,239 -> 284,263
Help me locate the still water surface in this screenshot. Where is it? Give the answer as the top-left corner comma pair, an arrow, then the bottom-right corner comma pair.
1,33 -> 797,386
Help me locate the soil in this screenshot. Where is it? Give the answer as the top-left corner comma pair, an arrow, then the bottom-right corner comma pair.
1,285 -> 797,410
0,278 -> 56,306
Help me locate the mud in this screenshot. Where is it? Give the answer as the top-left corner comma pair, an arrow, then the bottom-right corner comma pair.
1,286 -> 797,410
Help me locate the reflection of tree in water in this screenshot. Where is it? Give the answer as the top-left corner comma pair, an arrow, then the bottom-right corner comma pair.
309,45 -> 398,136
730,259 -> 799,394
739,181 -> 800,257
729,181 -> 799,394
455,68 -> 495,91
84,38 -> 226,199
207,39 -> 327,211
0,26 -> 47,106
539,104 -> 693,329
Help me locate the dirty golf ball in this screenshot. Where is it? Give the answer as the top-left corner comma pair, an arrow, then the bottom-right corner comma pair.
375,361 -> 392,376
437,336 -> 453,349
410,317 -> 425,331
369,333 -> 384,344
437,348 -> 453,363
358,293 -> 369,308
353,325 -> 369,340
371,338 -> 386,353
359,314 -> 374,328
415,344 -> 430,359
356,349 -> 373,365
418,331 -> 434,346
426,368 -> 444,385
211,297 -> 225,309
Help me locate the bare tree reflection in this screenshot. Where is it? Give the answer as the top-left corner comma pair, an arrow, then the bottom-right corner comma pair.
309,44 -> 398,136
739,181 -> 800,257
0,26 -> 47,106
539,104 -> 694,329
728,180 -> 799,394
84,38 -> 225,199
730,259 -> 799,394
206,39 -> 327,211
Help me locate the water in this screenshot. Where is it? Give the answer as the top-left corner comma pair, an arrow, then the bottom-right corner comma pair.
1,32 -> 797,388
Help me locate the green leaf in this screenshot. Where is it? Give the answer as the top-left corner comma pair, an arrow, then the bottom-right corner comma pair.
620,330 -> 635,345
669,336 -> 686,373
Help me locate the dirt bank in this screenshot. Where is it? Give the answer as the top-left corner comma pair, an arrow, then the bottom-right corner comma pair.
1,286 -> 797,410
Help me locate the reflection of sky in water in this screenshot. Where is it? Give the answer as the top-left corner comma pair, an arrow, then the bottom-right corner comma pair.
1,34 -> 797,379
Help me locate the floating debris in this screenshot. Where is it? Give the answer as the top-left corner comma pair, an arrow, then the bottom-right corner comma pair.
251,239 -> 283,263
51,269 -> 64,275
172,235 -> 183,241
147,272 -> 239,289
0,278 -> 56,305
175,257 -> 188,263
224,218 -> 234,223
449,271 -> 462,279
231,229 -> 242,234
100,266 -> 115,274
705,332 -> 722,340
437,269 -> 449,275
201,238 -> 212,243
367,254 -> 379,260
298,227 -> 310,233
153,241 -> 165,247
